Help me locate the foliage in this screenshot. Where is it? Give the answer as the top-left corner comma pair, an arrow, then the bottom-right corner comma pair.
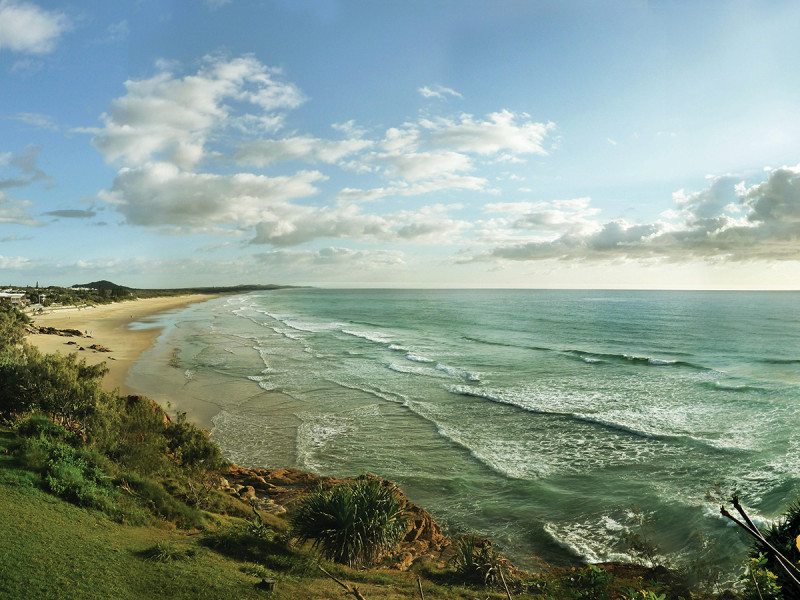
0,305 -> 29,351
0,342 -> 111,424
571,564 -> 615,600
742,553 -> 782,600
15,414 -> 81,446
141,541 -> 196,562
449,535 -> 512,589
15,434 -> 117,514
290,478 -> 407,567
165,412 -> 226,475
750,499 -> 800,600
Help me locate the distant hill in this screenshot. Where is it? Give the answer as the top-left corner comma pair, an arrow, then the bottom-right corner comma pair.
71,280 -> 128,291
70,281 -> 303,294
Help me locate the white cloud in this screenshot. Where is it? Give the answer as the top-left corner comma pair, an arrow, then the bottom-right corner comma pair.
0,0 -> 69,54
234,136 -> 373,166
337,174 -> 488,204
0,191 -> 39,225
419,85 -> 462,100
250,201 -> 470,247
90,56 -> 554,250
0,254 -> 32,269
99,161 -> 326,228
422,110 -> 554,155
332,120 -> 367,138
91,55 -> 306,170
369,151 -> 473,181
254,247 -> 405,269
484,197 -> 602,235
10,112 -> 58,130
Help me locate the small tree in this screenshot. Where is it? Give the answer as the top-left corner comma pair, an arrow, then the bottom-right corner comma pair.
290,478 -> 407,567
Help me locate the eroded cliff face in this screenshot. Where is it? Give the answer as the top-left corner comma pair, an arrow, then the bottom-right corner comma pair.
222,465 -> 451,569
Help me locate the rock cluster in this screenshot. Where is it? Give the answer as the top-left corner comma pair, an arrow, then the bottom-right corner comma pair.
31,326 -> 84,337
222,465 -> 451,569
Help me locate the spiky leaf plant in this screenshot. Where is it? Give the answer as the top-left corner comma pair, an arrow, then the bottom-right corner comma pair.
290,478 -> 407,567
751,498 -> 800,600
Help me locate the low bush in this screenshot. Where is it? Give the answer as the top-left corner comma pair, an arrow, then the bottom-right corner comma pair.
165,412 -> 226,475
449,535 -> 510,589
15,414 -> 80,446
749,499 -> 800,600
290,477 -> 407,567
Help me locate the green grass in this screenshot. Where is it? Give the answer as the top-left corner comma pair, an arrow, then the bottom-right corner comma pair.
0,427 -> 705,600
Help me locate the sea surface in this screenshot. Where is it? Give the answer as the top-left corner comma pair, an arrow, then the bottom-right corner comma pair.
127,289 -> 800,576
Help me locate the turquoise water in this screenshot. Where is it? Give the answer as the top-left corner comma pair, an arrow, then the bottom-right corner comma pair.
128,289 -> 800,574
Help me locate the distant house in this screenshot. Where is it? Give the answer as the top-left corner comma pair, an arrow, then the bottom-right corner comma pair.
0,292 -> 28,307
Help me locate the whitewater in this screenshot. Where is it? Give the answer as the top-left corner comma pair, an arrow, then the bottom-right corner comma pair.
126,289 -> 800,574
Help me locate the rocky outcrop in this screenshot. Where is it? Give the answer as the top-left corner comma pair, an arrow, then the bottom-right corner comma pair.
30,326 -> 84,337
222,466 -> 452,569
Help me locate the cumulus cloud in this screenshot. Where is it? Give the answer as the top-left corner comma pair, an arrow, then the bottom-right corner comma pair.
91,55 -> 306,170
467,165 -> 800,264
0,0 -> 69,54
90,55 -> 554,249
99,162 -> 326,227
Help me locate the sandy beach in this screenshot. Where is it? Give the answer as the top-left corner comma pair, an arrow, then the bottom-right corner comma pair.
25,295 -> 217,394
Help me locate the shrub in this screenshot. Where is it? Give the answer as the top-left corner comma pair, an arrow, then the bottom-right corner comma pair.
742,554 -> 782,600
450,535 -> 510,588
15,414 -> 80,446
44,443 -> 116,511
750,498 -> 800,600
290,478 -> 407,567
165,412 -> 226,475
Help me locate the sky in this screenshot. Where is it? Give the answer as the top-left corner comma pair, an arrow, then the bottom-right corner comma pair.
2,0 -> 800,289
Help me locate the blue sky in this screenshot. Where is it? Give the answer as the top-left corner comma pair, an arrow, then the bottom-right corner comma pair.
2,0 -> 800,289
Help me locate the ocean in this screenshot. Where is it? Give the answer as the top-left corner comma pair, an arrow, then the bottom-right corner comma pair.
126,289 -> 800,576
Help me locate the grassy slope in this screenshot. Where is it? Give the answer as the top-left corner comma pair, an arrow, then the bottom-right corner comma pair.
0,430 -> 522,600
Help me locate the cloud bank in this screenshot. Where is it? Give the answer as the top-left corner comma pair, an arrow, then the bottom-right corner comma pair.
91,55 -> 554,249
468,165 -> 800,264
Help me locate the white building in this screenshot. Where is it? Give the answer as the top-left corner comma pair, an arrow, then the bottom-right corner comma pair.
0,292 -> 28,306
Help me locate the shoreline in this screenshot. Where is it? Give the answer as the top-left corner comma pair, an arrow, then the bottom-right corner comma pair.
25,295 -> 218,395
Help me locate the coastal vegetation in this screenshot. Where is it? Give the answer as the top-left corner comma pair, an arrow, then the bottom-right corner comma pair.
2,279 -> 298,309
1,303 -> 798,599
290,478 -> 408,567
